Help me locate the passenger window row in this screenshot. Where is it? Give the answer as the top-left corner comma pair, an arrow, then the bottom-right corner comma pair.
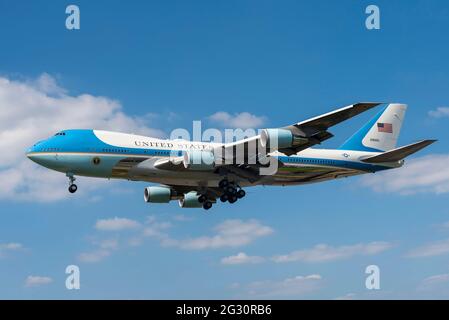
288,158 -> 337,165
43,148 -> 62,151
154,151 -> 170,156
102,149 -> 128,153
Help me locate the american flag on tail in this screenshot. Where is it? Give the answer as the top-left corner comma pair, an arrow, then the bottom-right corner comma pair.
377,122 -> 393,133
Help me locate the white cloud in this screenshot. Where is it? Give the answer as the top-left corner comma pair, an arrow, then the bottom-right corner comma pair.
78,249 -> 111,263
421,274 -> 449,286
221,252 -> 265,265
0,160 -> 108,202
29,73 -> 67,96
176,219 -> 273,250
272,241 -> 392,263
417,273 -> 449,293
441,221 -> 449,229
78,217 -> 273,263
209,111 -> 266,129
143,223 -> 172,237
97,239 -> 119,250
78,220 -> 134,263
361,154 -> 449,195
335,293 -> 357,300
78,216 -> 164,263
237,274 -> 322,298
172,214 -> 193,222
128,237 -> 143,247
141,215 -> 174,246
406,238 -> 449,258
0,243 -> 22,250
0,242 -> 24,258
139,218 -> 273,250
429,107 -> 449,118
0,74 -> 164,202
95,217 -> 141,231
25,275 -> 53,287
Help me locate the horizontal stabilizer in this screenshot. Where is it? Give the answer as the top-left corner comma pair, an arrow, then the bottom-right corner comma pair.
361,140 -> 437,163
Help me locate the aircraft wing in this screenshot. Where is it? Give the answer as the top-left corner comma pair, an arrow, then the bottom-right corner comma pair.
216,102 -> 382,158
153,102 -> 382,175
291,102 -> 382,131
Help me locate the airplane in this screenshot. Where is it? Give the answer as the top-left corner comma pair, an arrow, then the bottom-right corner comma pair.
26,102 -> 436,210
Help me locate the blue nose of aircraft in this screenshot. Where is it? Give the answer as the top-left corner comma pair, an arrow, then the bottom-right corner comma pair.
26,131 -> 74,170
26,139 -> 51,166
26,146 -> 40,164
26,141 -> 39,157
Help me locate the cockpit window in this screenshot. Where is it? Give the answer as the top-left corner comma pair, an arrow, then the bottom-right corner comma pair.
54,132 -> 66,136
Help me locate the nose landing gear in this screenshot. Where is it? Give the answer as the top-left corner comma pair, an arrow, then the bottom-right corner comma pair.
67,173 -> 78,194
69,184 -> 78,193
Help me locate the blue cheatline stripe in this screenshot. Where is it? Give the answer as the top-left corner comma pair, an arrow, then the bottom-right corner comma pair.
338,104 -> 388,152
277,156 -> 389,172
29,151 -> 389,173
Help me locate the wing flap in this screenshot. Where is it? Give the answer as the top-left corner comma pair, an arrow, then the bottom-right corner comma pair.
153,157 -> 185,171
279,130 -> 334,155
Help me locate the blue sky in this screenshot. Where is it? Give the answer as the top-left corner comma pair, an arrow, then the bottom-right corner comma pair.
1,0 -> 449,299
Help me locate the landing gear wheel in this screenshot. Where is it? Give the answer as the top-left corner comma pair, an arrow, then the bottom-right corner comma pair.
220,194 -> 228,202
225,185 -> 236,195
203,201 -> 213,210
68,184 -> 78,194
237,189 -> 246,199
228,195 -> 238,203
198,195 -> 207,203
67,173 -> 77,194
219,179 -> 229,189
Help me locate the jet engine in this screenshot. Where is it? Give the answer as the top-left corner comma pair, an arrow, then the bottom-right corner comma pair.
144,186 -> 174,203
182,150 -> 215,170
260,128 -> 308,149
178,191 -> 203,208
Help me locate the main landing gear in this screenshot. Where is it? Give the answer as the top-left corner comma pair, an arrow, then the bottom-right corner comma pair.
198,194 -> 213,210
219,179 -> 245,204
67,173 -> 78,194
198,178 -> 246,210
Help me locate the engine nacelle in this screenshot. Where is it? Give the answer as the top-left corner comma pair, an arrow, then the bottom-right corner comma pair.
183,150 -> 215,170
260,128 -> 308,149
178,191 -> 203,208
260,128 -> 293,148
144,186 -> 172,203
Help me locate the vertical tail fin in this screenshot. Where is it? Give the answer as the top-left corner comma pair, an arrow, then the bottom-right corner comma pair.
339,103 -> 407,152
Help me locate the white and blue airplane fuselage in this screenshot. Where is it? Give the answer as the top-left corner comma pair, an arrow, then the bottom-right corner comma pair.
26,129 -> 398,186
26,103 -> 435,210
